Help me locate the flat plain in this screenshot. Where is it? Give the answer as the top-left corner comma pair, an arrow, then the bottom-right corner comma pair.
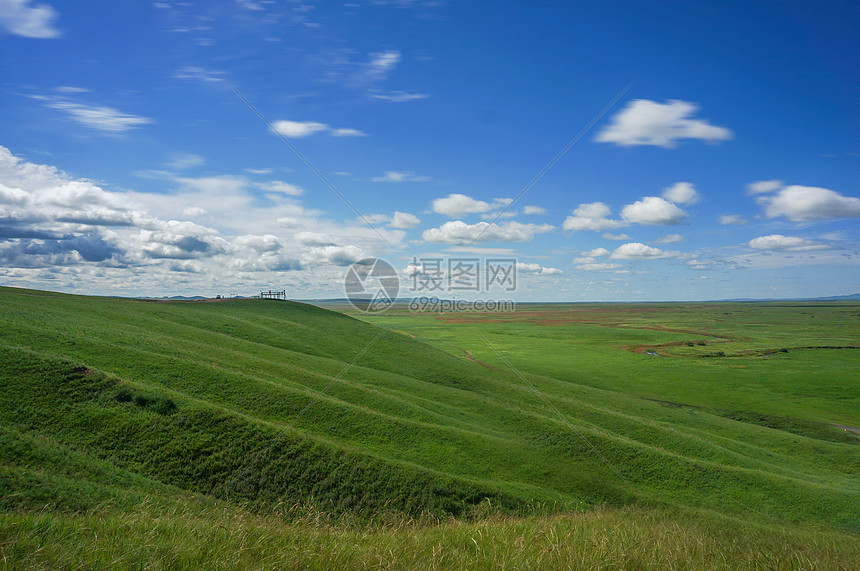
1,287 -> 858,569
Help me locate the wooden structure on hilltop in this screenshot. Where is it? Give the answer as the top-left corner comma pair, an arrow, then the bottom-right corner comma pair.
260,290 -> 286,301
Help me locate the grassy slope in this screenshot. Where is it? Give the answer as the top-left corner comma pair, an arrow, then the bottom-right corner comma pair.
357,302 -> 860,428
1,288 -> 859,567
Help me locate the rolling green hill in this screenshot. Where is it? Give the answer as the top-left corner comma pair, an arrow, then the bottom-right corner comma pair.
1,287 -> 858,568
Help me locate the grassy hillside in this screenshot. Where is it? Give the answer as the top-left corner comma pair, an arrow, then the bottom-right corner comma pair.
1,287 -> 858,567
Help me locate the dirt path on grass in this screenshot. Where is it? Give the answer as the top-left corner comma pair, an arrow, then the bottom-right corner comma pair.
459,348 -> 499,370
833,423 -> 860,436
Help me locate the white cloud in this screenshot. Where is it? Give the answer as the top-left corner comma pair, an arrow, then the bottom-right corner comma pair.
728,249 -> 860,270
562,202 -> 626,232
422,220 -> 553,245
330,128 -> 367,137
719,214 -> 748,225
517,262 -> 563,275
390,211 -> 420,229
55,86 -> 89,94
361,214 -> 391,225
748,234 -> 828,251
172,66 -> 225,83
621,196 -> 686,225
0,145 -> 391,284
271,120 -> 329,138
366,50 -> 401,82
0,0 -> 60,38
371,171 -> 431,183
481,210 -> 516,221
595,99 -> 732,148
258,180 -> 304,196
602,232 -> 630,240
746,179 -> 783,195
655,233 -> 684,244
431,193 -> 511,218
370,91 -> 429,102
41,99 -> 152,133
582,247 -> 610,257
610,242 -> 677,260
575,262 -> 622,271
0,147 -> 415,299
270,120 -> 366,139
523,205 -> 547,215
141,220 -> 229,260
174,175 -> 246,196
685,259 -> 712,271
573,248 -> 613,264
167,153 -> 205,170
758,185 -> 860,222
183,207 -> 206,218
662,182 -> 699,205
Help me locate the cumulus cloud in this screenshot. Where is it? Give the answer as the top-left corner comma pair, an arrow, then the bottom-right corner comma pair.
572,247 -> 612,265
301,244 -> 364,267
562,202 -> 626,232
523,205 -> 547,215
746,179 -> 783,195
662,182 -> 700,205
0,145 -> 383,289
390,211 -> 420,229
0,147 -> 144,248
719,214 -> 748,225
141,221 -> 228,260
610,242 -> 677,260
747,234 -> 828,251
272,120 -> 365,138
595,99 -> 732,148
233,234 -> 282,253
422,220 -> 553,245
0,0 -> 60,38
655,233 -> 684,244
271,120 -> 329,138
621,196 -> 686,225
371,171 -> 431,183
432,194 -> 511,218
517,262 -> 563,275
582,247 -> 611,257
758,185 -> 860,222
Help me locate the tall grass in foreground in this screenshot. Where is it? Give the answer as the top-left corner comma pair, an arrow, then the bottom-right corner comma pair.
2,504 -> 858,570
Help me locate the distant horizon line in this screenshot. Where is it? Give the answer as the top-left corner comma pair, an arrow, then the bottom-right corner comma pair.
2,285 -> 859,304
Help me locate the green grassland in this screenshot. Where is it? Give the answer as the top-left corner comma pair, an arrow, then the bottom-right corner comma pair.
355,301 -> 860,431
1,287 -> 858,568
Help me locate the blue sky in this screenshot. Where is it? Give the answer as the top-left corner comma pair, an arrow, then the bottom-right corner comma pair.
1,0 -> 858,300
